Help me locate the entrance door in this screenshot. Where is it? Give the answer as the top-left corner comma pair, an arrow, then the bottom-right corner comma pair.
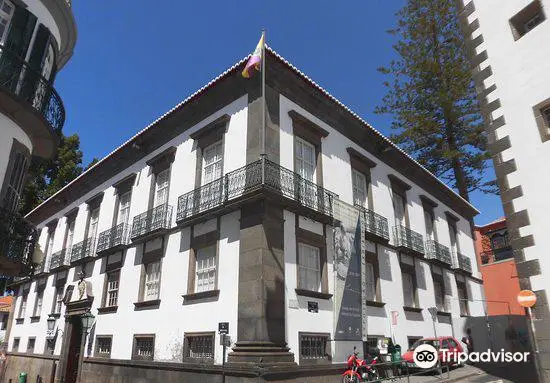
64,316 -> 83,383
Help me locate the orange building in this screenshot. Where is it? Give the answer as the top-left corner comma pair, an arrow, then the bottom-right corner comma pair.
474,218 -> 524,316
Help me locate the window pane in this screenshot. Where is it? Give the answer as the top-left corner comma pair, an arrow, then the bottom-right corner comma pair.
196,245 -> 217,292
144,262 -> 161,300
402,272 -> 414,307
298,244 -> 321,292
352,169 -> 367,207
365,262 -> 376,301
155,169 -> 170,206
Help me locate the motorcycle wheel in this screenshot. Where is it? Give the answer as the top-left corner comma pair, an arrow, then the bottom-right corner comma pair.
342,374 -> 358,383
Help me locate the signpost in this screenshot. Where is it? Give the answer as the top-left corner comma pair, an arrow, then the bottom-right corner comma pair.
219,322 -> 230,383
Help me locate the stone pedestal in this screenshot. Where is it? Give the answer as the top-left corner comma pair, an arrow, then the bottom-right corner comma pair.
228,201 -> 295,365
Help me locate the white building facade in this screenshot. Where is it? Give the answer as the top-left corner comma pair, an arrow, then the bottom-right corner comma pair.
458,1 -> 550,380
6,48 -> 484,382
0,0 -> 76,277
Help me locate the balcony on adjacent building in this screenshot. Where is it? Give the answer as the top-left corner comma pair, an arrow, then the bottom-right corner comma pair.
454,253 -> 473,274
49,249 -> 70,271
34,258 -> 49,276
480,247 -> 514,265
0,206 -> 38,277
97,223 -> 130,256
356,206 -> 389,242
0,44 -> 65,158
176,158 -> 337,225
425,240 -> 452,265
70,238 -> 97,264
131,204 -> 173,242
392,225 -> 425,255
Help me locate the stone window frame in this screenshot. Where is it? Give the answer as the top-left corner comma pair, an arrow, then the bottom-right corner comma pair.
365,247 -> 383,306
298,331 -> 332,365
183,331 -> 216,364
533,97 -> 550,142
509,0 -> 546,40
132,334 -> 155,361
26,337 -> 35,354
135,259 -> 163,308
431,267 -> 448,313
289,110 -> 329,187
400,255 -> 421,311
190,114 -> 230,189
12,337 -> 20,352
420,195 -> 439,242
456,279 -> 470,317
0,138 -> 30,211
111,173 -> 137,227
389,174 -> 411,228
347,147 -> 376,210
94,335 -> 113,358
294,223 -> 332,300
83,192 -> 104,242
98,269 -> 121,314
183,227 -> 221,302
145,146 -> 177,211
62,208 -> 78,252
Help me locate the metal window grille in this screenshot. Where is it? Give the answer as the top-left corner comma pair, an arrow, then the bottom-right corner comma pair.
96,337 -> 111,355
136,337 -> 154,357
300,335 -> 328,359
187,335 -> 214,359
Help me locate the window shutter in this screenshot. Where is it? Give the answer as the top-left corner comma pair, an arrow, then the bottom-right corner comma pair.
5,5 -> 36,58
28,24 -> 50,72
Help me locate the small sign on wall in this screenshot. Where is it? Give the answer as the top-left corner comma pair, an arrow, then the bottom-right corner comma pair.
308,301 -> 318,313
218,322 -> 229,334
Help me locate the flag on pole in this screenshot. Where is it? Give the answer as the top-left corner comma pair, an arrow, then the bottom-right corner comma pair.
242,33 -> 264,78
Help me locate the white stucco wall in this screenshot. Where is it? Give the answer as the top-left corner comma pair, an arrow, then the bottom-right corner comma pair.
0,114 -> 33,190
464,0 -> 550,297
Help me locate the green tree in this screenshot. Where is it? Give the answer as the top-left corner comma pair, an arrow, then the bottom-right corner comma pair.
375,0 -> 496,201
21,134 -> 84,214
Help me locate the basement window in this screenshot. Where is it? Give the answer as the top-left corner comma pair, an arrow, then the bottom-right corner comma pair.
299,332 -> 331,364
510,1 -> 546,40
184,332 -> 215,362
132,335 -> 155,360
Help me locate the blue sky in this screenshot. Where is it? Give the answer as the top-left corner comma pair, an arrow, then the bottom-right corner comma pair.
56,0 -> 502,225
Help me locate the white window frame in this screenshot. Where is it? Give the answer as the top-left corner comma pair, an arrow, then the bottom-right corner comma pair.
393,192 -> 406,226
143,261 -> 161,301
352,169 -> 367,208
298,243 -> 321,292
65,219 -> 75,253
195,245 -> 217,293
106,270 -> 120,307
295,137 -> 316,182
18,294 -> 27,318
202,141 -> 223,185
33,290 -> 43,317
424,209 -> 435,241
154,169 -> 170,207
117,191 -> 132,225
53,286 -> 64,314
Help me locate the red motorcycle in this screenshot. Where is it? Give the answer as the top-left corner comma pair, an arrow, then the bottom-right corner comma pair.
342,347 -> 380,382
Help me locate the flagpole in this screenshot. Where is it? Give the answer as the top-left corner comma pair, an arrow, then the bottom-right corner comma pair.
261,29 -> 266,157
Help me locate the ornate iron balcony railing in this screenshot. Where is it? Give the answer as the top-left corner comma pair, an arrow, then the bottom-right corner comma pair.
455,253 -> 472,273
356,206 -> 389,241
176,158 -> 337,223
97,223 -> 129,254
34,258 -> 48,275
425,240 -> 452,265
392,225 -> 425,254
49,249 -> 70,271
0,44 -> 65,134
70,238 -> 96,263
0,206 -> 38,274
131,204 -> 173,240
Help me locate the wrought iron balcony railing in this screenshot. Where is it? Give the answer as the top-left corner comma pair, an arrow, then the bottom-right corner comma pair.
0,206 -> 38,274
49,249 -> 70,271
97,223 -> 129,254
392,225 -> 425,254
70,238 -> 96,263
34,258 -> 48,275
176,158 -> 337,223
130,204 -> 173,240
454,253 -> 472,273
356,206 -> 389,241
0,44 -> 65,134
425,240 -> 452,265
